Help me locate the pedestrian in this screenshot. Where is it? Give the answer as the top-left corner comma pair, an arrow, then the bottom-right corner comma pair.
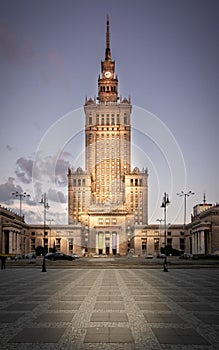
163,255 -> 168,272
1,256 -> 6,269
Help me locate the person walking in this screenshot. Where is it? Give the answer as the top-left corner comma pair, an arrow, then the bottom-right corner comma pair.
1,256 -> 6,269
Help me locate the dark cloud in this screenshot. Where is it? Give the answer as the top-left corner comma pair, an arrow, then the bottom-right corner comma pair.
0,21 -> 21,61
48,188 -> 67,204
0,177 -> 23,204
15,157 -> 33,184
0,20 -> 36,63
6,145 -> 13,151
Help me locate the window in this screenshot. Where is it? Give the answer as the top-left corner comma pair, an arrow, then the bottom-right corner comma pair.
99,218 -> 103,224
106,218 -> 110,224
89,116 -> 92,125
180,238 -> 185,251
142,239 -> 147,252
154,238 -> 159,251
167,231 -> 171,236
112,218 -> 117,224
124,115 -> 127,124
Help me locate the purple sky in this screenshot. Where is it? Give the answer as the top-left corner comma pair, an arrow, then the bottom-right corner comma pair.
0,0 -> 219,225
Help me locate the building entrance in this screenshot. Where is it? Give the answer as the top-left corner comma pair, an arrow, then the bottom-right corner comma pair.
97,231 -> 118,255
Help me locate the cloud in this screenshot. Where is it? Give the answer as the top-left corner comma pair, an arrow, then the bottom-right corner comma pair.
0,20 -> 36,64
15,157 -> 33,184
47,49 -> 64,74
48,188 -> 67,204
0,21 -> 21,62
6,145 -> 13,151
32,153 -> 71,186
0,177 -> 23,204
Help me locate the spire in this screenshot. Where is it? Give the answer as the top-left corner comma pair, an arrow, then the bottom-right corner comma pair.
203,192 -> 206,204
105,15 -> 111,61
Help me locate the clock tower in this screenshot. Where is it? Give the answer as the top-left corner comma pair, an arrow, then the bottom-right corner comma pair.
98,15 -> 118,103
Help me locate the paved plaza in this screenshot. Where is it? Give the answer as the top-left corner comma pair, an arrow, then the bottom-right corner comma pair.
0,267 -> 219,350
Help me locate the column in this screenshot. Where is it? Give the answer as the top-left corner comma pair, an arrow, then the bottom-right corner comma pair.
9,230 -> 13,254
110,233 -> 113,255
96,233 -> 98,254
200,230 -> 205,255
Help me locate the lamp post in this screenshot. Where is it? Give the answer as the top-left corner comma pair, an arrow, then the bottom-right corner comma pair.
156,218 -> 164,254
40,193 -> 49,272
177,190 -> 195,254
47,218 -> 55,253
161,192 -> 170,271
177,191 -> 195,232
11,191 -> 30,216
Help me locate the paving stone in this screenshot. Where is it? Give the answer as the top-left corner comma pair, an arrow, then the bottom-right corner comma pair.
178,302 -> 216,311
91,312 -> 128,322
134,295 -> 160,301
84,327 -> 133,343
97,295 -> 123,301
95,302 -> 125,310
169,295 -> 198,302
137,302 -> 171,311
4,303 -> 38,311
60,295 -> 85,301
144,312 -> 186,323
49,302 -> 80,310
152,327 -> 210,345
0,312 -> 24,323
9,327 -> 66,343
34,312 -> 75,322
194,313 -> 219,324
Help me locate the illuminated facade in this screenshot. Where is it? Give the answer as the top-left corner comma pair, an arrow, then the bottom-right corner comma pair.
68,17 -> 148,254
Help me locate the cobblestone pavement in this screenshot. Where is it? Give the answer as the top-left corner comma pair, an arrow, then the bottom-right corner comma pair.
0,268 -> 219,350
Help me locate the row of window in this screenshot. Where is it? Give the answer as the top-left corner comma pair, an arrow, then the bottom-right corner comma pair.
99,86 -> 117,92
72,179 -> 86,187
130,179 -> 143,186
99,218 -> 117,225
88,114 -> 128,126
141,238 -> 185,251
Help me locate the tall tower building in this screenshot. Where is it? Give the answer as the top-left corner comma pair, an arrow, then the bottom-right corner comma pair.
68,17 -> 148,255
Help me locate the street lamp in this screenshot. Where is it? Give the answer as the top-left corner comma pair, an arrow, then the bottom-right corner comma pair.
11,191 -> 30,216
40,193 -> 50,272
177,191 -> 195,232
47,218 -> 55,252
161,192 -> 170,271
156,218 -> 164,253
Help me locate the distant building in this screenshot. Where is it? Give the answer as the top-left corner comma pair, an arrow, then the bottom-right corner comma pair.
188,201 -> 219,255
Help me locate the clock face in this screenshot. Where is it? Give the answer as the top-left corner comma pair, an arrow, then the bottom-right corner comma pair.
104,71 -> 112,78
